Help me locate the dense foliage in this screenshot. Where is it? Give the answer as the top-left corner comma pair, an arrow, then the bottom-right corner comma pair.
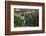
14,13 -> 39,27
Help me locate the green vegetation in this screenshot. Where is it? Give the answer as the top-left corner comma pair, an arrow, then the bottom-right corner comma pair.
14,13 -> 24,27
29,13 -> 39,26
14,13 -> 39,27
